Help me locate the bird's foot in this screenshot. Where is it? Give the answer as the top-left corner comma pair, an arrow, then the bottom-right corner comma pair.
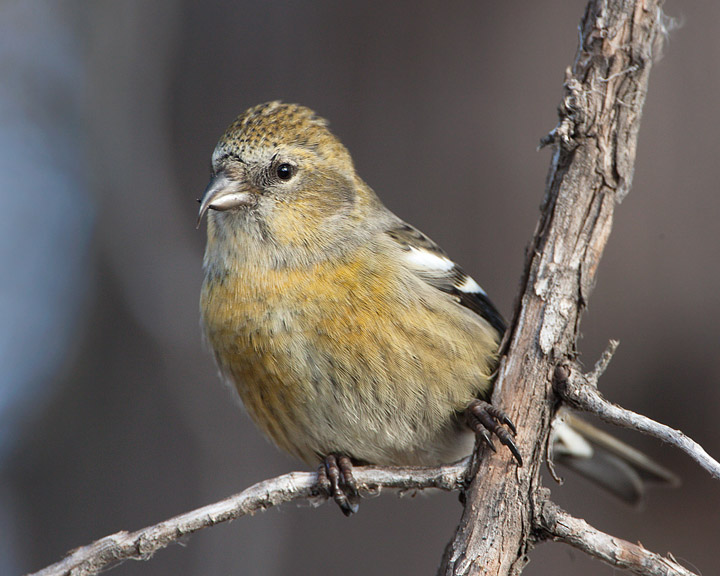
466,400 -> 522,466
317,453 -> 360,516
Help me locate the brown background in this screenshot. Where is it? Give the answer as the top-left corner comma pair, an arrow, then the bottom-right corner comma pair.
6,1 -> 719,575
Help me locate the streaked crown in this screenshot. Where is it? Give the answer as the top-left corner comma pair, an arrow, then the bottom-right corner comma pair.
213,101 -> 353,168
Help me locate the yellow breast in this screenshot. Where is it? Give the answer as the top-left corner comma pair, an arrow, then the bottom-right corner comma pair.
201,244 -> 498,465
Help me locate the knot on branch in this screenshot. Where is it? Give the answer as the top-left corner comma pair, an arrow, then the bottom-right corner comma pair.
539,71 -> 584,151
553,340 -> 618,405
552,361 -> 593,412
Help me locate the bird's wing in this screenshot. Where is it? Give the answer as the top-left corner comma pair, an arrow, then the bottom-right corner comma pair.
551,410 -> 680,504
385,222 -> 507,335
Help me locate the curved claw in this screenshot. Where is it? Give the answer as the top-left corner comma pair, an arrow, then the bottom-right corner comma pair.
466,400 -> 522,466
502,415 -> 518,436
469,421 -> 497,452
318,454 -> 360,516
482,403 -> 518,436
503,435 -> 523,466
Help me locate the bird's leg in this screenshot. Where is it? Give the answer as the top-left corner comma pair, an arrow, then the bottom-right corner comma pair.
466,400 -> 523,466
317,453 -> 360,516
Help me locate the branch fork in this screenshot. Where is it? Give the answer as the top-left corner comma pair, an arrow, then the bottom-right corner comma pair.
554,345 -> 720,480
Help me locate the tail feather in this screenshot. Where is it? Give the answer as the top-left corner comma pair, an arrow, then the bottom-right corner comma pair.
551,411 -> 679,505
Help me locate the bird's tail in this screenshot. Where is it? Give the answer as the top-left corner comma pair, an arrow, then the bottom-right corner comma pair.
550,410 -> 679,505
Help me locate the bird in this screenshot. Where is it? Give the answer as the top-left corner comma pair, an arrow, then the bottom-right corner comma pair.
198,101 -> 677,515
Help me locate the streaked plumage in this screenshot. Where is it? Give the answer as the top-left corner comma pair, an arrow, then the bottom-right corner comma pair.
199,102 -> 677,508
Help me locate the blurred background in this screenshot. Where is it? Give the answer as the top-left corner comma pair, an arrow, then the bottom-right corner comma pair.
2,1 -> 718,575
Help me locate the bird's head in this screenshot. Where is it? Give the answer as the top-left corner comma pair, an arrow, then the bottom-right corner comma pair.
198,102 -> 358,231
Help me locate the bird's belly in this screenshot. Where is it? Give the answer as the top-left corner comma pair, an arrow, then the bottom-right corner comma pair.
201,262 -> 494,466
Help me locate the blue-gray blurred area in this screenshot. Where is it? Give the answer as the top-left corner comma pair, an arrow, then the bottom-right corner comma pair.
2,1 -> 719,575
0,2 -> 92,572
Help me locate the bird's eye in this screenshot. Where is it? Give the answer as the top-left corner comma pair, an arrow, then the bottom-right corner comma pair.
276,163 -> 295,181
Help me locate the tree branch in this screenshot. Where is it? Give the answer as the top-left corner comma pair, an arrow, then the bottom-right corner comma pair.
439,1 -> 671,574
27,461 -> 469,576
537,499 -> 699,576
554,357 -> 720,480
29,444 -> 712,576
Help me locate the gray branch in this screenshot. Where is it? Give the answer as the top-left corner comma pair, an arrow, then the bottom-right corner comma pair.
554,358 -> 720,479
28,446 -> 711,576
27,461 -> 469,576
439,1 -> 679,575
538,500 -> 698,576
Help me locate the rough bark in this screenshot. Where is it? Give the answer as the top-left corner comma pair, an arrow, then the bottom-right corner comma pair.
439,1 -> 667,574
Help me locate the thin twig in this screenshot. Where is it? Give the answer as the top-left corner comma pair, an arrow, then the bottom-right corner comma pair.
588,339 -> 620,382
27,461 -> 469,576
537,499 -> 699,576
554,361 -> 720,479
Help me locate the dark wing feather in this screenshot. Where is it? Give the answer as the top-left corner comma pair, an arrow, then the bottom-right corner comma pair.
385,222 -> 507,335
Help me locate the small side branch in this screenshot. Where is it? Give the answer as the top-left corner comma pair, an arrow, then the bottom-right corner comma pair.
537,500 -> 698,576
28,461 -> 469,576
554,359 -> 720,480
